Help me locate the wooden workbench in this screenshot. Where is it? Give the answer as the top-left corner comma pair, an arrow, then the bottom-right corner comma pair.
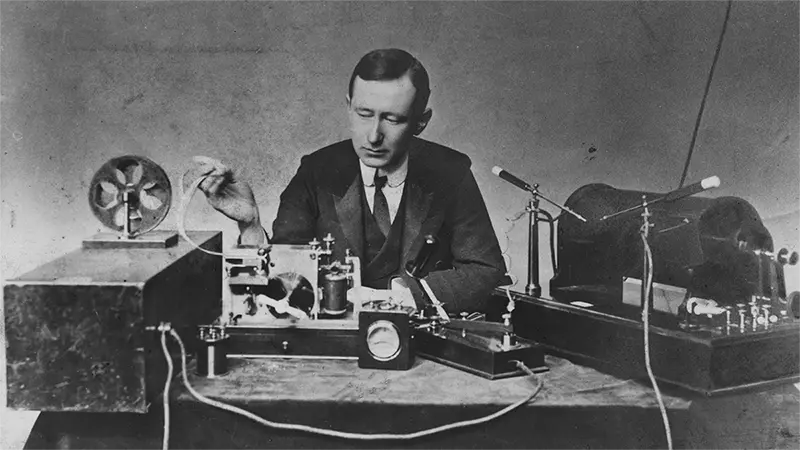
23,355 -> 800,448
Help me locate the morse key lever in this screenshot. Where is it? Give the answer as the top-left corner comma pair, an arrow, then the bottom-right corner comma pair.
405,235 -> 450,323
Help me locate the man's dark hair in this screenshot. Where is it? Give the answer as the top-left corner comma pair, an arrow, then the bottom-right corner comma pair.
348,48 -> 431,116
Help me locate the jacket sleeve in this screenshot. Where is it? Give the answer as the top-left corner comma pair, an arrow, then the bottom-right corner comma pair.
409,169 -> 507,313
270,155 -> 320,245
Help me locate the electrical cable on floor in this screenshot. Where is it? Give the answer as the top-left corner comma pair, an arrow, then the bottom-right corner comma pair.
640,233 -> 673,450
158,326 -> 543,445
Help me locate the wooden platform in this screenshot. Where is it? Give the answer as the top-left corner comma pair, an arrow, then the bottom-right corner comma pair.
13,280 -> 800,447
23,355 -> 800,449
506,289 -> 800,396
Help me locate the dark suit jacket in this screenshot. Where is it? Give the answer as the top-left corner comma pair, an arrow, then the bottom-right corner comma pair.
270,138 -> 506,313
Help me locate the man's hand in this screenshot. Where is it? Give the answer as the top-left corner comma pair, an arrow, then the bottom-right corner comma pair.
193,156 -> 263,242
685,297 -> 725,315
347,286 -> 416,311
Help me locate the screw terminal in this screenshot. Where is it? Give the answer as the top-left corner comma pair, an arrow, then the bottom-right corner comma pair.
145,322 -> 172,332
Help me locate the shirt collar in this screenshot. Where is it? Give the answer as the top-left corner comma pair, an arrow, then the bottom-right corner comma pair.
360,153 -> 408,188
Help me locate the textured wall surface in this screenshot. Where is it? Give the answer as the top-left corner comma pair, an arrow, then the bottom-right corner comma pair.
1,1 -> 798,443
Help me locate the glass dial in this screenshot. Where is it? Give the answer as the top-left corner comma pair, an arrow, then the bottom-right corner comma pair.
366,320 -> 401,361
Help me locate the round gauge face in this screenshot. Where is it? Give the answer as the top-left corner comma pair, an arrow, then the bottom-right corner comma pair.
366,320 -> 401,361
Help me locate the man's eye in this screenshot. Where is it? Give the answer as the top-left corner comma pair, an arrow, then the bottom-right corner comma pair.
385,117 -> 404,124
357,111 -> 373,118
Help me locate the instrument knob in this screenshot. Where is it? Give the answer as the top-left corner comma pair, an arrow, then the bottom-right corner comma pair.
777,248 -> 799,266
323,233 -> 335,250
788,291 -> 800,319
761,304 -> 772,328
736,303 -> 747,331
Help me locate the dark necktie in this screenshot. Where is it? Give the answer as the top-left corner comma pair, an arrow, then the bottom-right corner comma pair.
373,173 -> 391,237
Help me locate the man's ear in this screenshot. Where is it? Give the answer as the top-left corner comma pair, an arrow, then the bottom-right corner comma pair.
345,94 -> 352,109
414,108 -> 433,136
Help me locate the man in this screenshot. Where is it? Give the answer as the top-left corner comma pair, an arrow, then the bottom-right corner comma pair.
198,48 -> 505,313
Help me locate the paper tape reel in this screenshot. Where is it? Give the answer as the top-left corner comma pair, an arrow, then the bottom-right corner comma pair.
88,155 -> 172,238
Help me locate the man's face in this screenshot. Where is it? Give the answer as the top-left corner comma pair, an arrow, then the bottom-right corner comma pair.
347,75 -> 427,172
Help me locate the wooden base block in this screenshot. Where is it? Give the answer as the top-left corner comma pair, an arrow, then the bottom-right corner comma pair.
82,230 -> 179,249
505,290 -> 800,396
227,319 -> 360,358
415,328 -> 547,379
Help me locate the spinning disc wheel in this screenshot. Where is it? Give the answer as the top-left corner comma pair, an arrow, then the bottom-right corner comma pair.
88,156 -> 172,238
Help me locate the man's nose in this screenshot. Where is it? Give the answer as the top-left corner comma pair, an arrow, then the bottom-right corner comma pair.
367,119 -> 383,145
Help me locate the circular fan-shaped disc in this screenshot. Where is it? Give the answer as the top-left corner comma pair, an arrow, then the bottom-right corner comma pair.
88,155 -> 172,237
262,272 -> 316,318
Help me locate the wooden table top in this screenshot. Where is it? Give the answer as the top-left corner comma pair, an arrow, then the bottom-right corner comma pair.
180,355 -> 691,409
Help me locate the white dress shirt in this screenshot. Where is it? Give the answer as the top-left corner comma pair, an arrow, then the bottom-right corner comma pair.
360,158 -> 407,224
357,156 -> 443,311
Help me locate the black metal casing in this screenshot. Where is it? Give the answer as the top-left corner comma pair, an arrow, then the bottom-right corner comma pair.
414,326 -> 547,380
358,309 -> 414,370
551,184 -> 779,305
513,183 -> 799,396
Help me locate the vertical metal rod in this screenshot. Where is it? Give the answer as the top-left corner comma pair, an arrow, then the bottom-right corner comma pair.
756,251 -> 765,299
122,190 -> 132,238
526,190 -> 542,297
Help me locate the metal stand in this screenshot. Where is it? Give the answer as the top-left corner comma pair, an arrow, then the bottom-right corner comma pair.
122,188 -> 134,238
526,186 -> 542,297
512,183 -> 585,299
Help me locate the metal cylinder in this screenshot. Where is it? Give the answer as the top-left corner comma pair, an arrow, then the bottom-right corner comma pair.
196,335 -> 229,378
322,272 -> 348,316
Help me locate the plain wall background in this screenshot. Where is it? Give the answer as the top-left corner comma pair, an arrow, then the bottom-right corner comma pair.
1,1 -> 798,445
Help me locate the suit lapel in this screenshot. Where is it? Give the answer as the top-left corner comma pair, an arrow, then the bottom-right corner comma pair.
326,139 -> 439,268
321,143 -> 365,261
401,145 -> 435,263
333,172 -> 365,261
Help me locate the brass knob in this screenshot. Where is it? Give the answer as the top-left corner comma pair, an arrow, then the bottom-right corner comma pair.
777,248 -> 799,266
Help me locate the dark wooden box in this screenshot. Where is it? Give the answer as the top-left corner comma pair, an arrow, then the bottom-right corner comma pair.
415,328 -> 547,379
3,231 -> 222,413
504,290 -> 800,396
226,321 -> 359,358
